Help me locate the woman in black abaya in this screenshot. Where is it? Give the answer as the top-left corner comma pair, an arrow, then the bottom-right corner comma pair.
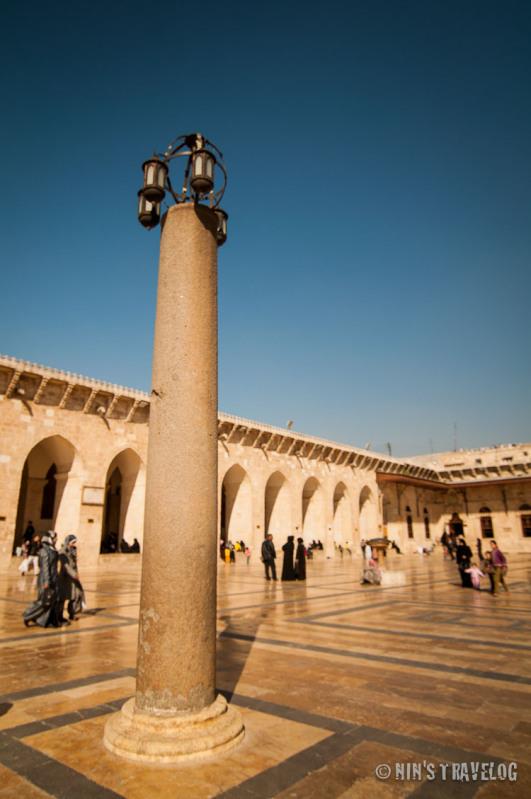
281,535 -> 297,581
23,532 -> 61,627
295,537 -> 306,580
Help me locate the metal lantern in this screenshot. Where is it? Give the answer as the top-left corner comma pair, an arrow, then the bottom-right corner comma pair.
137,133 -> 227,232
214,208 -> 228,246
142,158 -> 168,203
190,149 -> 215,195
137,190 -> 160,229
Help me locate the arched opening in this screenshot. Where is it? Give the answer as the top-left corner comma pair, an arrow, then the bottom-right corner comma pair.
264,471 -> 291,536
423,507 -> 430,539
220,464 -> 252,543
13,435 -> 77,553
405,505 -> 414,539
359,486 -> 378,540
302,477 -> 324,542
520,504 -> 531,537
332,482 -> 351,544
100,449 -> 142,553
479,506 -> 494,539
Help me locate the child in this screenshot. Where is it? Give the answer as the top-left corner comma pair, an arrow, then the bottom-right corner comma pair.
245,546 -> 251,565
481,552 -> 495,593
465,561 -> 484,590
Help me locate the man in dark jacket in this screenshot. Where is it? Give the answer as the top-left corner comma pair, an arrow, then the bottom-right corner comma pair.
261,534 -> 277,581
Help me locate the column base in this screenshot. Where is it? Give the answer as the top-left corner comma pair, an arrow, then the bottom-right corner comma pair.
103,694 -> 244,764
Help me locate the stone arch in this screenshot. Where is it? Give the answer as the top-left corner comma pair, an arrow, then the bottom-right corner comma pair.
264,471 -> 291,537
359,485 -> 378,540
13,435 -> 80,552
332,482 -> 351,544
302,477 -> 325,542
220,464 -> 252,543
100,448 -> 143,552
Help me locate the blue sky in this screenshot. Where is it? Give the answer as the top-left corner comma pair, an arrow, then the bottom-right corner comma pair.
1,0 -> 530,456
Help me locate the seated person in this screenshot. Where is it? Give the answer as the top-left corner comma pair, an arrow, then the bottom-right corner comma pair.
360,557 -> 381,585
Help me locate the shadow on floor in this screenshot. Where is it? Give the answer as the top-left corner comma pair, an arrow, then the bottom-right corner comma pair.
216,614 -> 262,700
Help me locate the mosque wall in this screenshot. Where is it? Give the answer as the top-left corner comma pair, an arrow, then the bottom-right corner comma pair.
380,479 -> 531,554
1,355 -> 530,573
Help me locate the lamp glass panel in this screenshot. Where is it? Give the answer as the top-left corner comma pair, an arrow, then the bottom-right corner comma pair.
147,164 -> 155,183
194,154 -> 203,175
206,156 -> 213,178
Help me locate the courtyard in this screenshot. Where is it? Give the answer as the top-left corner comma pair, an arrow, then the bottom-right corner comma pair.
0,550 -> 529,798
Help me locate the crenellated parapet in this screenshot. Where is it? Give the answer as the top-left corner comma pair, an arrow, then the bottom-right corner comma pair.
2,353 -> 530,489
1,354 -> 441,483
0,354 -> 150,423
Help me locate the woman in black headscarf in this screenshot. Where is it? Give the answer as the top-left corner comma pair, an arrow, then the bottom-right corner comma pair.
295,537 -> 306,580
58,535 -> 85,621
23,531 -> 61,627
456,536 -> 473,587
281,535 -> 297,581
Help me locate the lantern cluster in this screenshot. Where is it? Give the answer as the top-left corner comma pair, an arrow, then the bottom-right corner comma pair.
137,133 -> 228,245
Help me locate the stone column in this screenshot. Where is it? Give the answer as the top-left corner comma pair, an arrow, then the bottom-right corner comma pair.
103,203 -> 244,763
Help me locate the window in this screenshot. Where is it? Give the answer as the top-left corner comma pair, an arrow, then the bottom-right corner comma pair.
423,508 -> 430,539
405,506 -> 414,539
479,506 -> 494,539
520,505 -> 531,537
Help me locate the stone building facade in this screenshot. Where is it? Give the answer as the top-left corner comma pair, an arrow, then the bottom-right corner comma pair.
1,354 -> 530,572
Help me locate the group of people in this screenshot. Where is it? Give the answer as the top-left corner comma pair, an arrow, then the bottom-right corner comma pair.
101,531 -> 141,553
453,535 -> 509,595
260,534 -> 307,581
22,530 -> 85,628
219,539 -> 251,564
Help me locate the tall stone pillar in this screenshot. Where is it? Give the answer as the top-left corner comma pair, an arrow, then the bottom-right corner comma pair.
104,203 -> 244,763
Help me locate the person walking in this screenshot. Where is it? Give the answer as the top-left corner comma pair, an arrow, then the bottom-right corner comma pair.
456,536 -> 473,587
281,535 -> 297,581
19,533 -> 41,576
23,531 -> 61,627
465,562 -> 485,590
58,535 -> 85,621
23,521 -> 35,545
446,533 -> 456,560
481,551 -> 495,593
295,537 -> 306,580
261,534 -> 277,581
490,540 -> 509,595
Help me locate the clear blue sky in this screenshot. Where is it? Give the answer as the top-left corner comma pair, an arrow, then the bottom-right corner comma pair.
1,1 -> 530,456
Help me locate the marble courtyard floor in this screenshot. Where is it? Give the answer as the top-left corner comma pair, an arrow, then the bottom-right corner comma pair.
0,551 -> 530,799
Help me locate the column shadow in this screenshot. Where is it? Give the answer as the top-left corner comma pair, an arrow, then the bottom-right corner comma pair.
216,614 -> 262,701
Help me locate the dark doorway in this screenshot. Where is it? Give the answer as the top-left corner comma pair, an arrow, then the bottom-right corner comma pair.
449,512 -> 464,537
101,467 -> 122,552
